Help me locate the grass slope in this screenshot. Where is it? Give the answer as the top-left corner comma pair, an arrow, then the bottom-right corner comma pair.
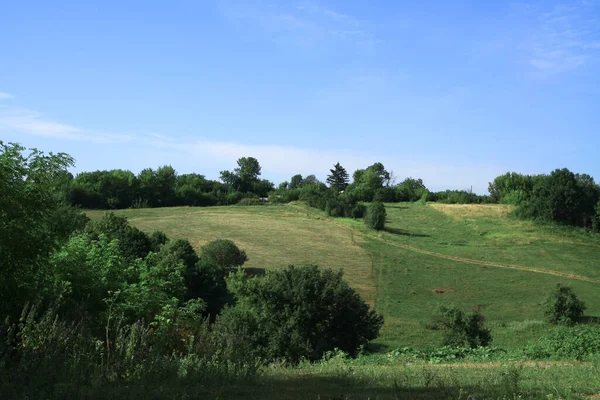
85,202 -> 600,350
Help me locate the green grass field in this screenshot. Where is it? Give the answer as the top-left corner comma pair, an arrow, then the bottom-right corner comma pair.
85,202 -> 600,398
85,202 -> 600,351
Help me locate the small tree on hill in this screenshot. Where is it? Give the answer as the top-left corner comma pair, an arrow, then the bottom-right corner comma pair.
544,284 -> 586,325
199,239 -> 248,275
431,305 -> 492,348
365,202 -> 386,230
326,162 -> 349,191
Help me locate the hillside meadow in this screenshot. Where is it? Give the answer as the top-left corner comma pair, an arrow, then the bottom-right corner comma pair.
85,202 -> 600,351
73,202 -> 600,398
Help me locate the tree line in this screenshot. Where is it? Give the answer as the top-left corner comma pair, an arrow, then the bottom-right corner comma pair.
59,155 -> 600,233
489,169 -> 600,230
66,157 -> 275,209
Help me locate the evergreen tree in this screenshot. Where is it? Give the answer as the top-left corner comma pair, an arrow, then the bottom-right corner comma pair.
326,162 -> 349,191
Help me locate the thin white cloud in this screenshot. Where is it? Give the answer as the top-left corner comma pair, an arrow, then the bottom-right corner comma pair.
0,92 -> 14,100
150,138 -> 503,194
522,2 -> 600,76
220,1 -> 380,48
0,107 -> 135,144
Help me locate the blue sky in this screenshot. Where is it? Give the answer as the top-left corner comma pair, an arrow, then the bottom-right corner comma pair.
1,0 -> 599,193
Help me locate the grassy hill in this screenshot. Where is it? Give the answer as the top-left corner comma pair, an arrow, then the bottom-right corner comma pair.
85,202 -> 600,352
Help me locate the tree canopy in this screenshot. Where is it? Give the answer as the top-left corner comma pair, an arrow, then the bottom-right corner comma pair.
326,162 -> 350,191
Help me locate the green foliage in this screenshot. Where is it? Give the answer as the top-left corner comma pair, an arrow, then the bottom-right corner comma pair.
48,233 -> 129,318
149,230 -> 168,250
68,159 -> 273,209
429,190 -> 492,204
431,305 -> 492,348
0,142 -> 85,316
488,172 -> 535,204
364,202 -> 386,230
200,239 -> 248,274
326,162 -> 350,192
0,305 -> 258,399
345,163 -> 391,202
543,284 -> 586,325
289,174 -> 304,189
395,177 -> 428,202
351,202 -> 367,219
86,212 -> 153,260
385,345 -> 506,364
223,265 -> 383,363
220,157 -> 265,193
524,325 -> 600,360
251,179 -> 275,197
594,200 -> 600,232
512,169 -> 600,228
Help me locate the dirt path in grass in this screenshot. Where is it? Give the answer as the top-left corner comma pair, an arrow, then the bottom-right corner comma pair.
375,236 -> 600,284
286,202 -> 600,284
319,217 -> 600,285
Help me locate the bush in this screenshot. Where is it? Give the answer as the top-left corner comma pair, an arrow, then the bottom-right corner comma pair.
223,265 -> 384,363
525,325 -> 600,360
430,305 -> 492,348
543,284 -> 586,325
86,212 -> 153,260
364,202 -> 386,230
351,203 -> 367,219
199,239 -> 248,275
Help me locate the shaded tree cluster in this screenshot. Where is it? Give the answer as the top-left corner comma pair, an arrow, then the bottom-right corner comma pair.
490,169 -> 600,229
67,158 -> 275,209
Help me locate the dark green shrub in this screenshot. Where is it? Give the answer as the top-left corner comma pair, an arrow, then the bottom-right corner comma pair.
199,239 -> 248,275
351,203 -> 367,219
431,305 -> 492,348
149,230 -> 168,250
86,212 -> 153,260
364,202 -> 386,230
222,265 -> 384,363
543,284 -> 586,325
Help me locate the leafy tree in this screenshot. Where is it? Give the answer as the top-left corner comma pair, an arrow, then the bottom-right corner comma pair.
0,142 -> 84,316
222,265 -> 383,363
235,157 -> 261,183
155,165 -> 177,207
86,212 -> 153,261
289,174 -> 304,189
432,305 -> 492,348
516,169 -> 600,227
149,230 -> 168,250
326,162 -> 349,191
544,284 -> 586,325
303,174 -> 319,185
252,179 -> 275,197
199,239 -> 248,275
220,157 -> 263,193
395,177 -> 428,202
366,162 -> 391,186
278,181 -> 289,190
137,167 -> 159,206
48,233 -> 129,320
364,202 -> 386,230
488,172 -> 535,204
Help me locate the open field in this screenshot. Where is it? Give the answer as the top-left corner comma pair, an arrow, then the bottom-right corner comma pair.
85,202 -> 600,351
